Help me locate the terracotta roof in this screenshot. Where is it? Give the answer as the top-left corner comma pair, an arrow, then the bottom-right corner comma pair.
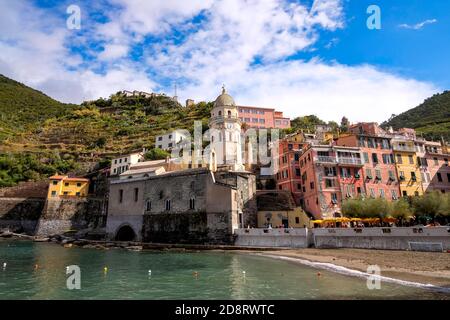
49,175 -> 67,180
49,175 -> 89,182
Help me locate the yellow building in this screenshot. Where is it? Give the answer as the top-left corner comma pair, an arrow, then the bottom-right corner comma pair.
392,140 -> 423,196
47,175 -> 89,198
257,207 -> 311,228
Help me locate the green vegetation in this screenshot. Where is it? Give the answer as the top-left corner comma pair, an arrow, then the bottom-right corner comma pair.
283,115 -> 340,135
382,90 -> 450,141
0,152 -> 78,187
0,74 -> 214,186
0,74 -> 77,142
342,192 -> 449,224
144,148 -> 170,161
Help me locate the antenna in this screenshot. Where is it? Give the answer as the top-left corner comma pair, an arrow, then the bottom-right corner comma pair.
173,82 -> 178,102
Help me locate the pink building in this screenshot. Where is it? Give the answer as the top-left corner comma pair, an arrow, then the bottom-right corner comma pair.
424,142 -> 450,193
336,123 -> 401,201
238,106 -> 290,129
298,145 -> 364,219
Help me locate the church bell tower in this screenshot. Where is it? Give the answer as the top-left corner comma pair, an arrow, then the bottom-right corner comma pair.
209,86 -> 244,171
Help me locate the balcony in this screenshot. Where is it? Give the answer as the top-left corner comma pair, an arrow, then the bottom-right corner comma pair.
338,157 -> 363,166
209,115 -> 241,125
392,144 -> 416,152
316,156 -> 336,163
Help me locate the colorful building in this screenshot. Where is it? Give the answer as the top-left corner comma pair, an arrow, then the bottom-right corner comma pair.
297,145 -> 364,219
424,141 -> 450,193
238,106 -> 290,129
335,124 -> 400,201
47,175 -> 89,198
391,138 -> 423,196
275,133 -> 307,205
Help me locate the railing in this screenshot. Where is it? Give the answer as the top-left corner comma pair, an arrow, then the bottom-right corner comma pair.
316,156 -> 336,163
338,157 -> 362,165
392,145 -> 416,152
209,115 -> 240,123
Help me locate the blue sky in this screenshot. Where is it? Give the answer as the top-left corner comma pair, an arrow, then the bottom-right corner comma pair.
0,0 -> 448,122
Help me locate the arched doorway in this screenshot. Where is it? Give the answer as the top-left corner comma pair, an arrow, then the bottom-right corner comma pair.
115,225 -> 136,241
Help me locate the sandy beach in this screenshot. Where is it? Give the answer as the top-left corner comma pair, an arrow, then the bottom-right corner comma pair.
250,248 -> 450,288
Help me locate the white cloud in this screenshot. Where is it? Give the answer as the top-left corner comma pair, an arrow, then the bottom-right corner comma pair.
0,0 -> 440,124
399,19 -> 437,30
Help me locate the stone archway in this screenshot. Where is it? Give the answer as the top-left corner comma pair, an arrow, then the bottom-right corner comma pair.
115,224 -> 136,241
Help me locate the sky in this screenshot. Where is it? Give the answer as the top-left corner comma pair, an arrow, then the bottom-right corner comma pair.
0,0 -> 449,123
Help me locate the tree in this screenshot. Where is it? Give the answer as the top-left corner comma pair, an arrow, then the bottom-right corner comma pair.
391,198 -> 413,225
341,198 -> 364,217
412,191 -> 449,223
340,116 -> 349,132
144,148 -> 170,161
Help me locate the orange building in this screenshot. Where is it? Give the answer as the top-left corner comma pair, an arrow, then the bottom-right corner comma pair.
238,106 -> 290,129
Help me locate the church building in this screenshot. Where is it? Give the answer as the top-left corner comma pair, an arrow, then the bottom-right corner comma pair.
106,88 -> 257,244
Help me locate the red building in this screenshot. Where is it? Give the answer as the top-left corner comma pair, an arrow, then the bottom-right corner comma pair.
238,106 -> 290,129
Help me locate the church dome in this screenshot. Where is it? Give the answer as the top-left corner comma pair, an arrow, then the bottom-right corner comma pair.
214,86 -> 235,107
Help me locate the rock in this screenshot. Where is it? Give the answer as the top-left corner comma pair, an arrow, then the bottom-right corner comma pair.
34,237 -> 50,242
0,232 -> 13,238
82,244 -> 96,249
61,238 -> 75,245
63,243 -> 73,248
126,246 -> 143,251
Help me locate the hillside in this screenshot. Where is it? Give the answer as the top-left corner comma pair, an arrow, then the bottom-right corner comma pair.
0,74 -> 213,186
0,74 -> 77,142
382,90 -> 450,141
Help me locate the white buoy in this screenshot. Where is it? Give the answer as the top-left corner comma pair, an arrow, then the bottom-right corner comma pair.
2,262 -> 6,269
243,271 -> 246,275
148,269 -> 152,275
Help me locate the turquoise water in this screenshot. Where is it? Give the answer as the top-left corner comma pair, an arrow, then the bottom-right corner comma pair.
0,240 -> 448,299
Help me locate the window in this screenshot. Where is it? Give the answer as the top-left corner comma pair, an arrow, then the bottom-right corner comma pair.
165,199 -> 171,211
445,159 -> 449,166
113,168 -> 117,173
382,154 -> 394,164
310,182 -> 314,190
379,189 -> 385,198
134,188 -> 139,202
158,145 -> 162,149
369,188 -> 375,198
411,172 -> 417,181
77,182 -> 81,187
388,170 -> 395,181
381,139 -> 390,149
65,182 -> 69,187
294,153 -> 299,161
124,158 -> 127,162
358,137 -> 366,147
189,198 -> 195,210
325,179 -> 336,188
375,169 -> 381,180
341,167 -> 350,178
244,117 -> 250,122
168,143 -> 173,148
396,154 -> 403,164
354,170 -> 360,179
331,193 -> 338,204
365,169 -> 373,179
252,118 -> 258,123
51,191 -> 57,197
447,173 -> 450,182
391,190 -> 398,200
295,217 -> 300,224
367,138 -> 375,148
363,152 -> 369,163
119,189 -> 123,203
146,200 -> 151,211
372,153 -> 378,163
259,119 -> 265,124
295,169 -> 300,176
324,167 -> 337,176
408,155 -> 414,164
433,157 -> 438,165
297,183 -> 301,190
119,159 -> 122,163
158,136 -> 162,141
114,159 -> 117,164
399,171 -> 405,181
63,191 -> 69,195
76,192 -> 80,196
218,111 -> 222,116
414,191 -> 419,196
52,180 -> 58,185
437,173 -> 442,182
402,190 -> 407,197
169,134 -> 172,139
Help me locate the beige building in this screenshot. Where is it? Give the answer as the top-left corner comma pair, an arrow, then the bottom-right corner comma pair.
111,149 -> 146,176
